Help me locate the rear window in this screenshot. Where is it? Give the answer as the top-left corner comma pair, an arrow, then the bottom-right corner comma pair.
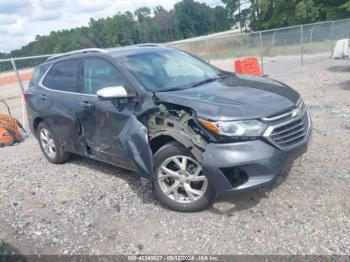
42,59 -> 80,92
29,64 -> 50,87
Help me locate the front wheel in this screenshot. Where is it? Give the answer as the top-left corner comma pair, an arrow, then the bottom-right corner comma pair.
153,142 -> 215,212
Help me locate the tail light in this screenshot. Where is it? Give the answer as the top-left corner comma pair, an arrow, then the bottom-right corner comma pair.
23,92 -> 29,102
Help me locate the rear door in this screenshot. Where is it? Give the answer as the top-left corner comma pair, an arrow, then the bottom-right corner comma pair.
38,59 -> 83,151
27,64 -> 52,132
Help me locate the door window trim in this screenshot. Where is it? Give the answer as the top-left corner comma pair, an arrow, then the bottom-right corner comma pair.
39,61 -> 97,98
82,57 -> 131,95
39,56 -> 135,97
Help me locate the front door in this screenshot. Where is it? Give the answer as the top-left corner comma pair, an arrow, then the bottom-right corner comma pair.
76,57 -> 136,167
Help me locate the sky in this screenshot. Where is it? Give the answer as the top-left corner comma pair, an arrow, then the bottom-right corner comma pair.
0,0 -> 222,53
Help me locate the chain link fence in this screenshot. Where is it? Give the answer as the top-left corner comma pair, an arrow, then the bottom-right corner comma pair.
0,55 -> 52,74
0,55 -> 53,130
169,18 -> 350,70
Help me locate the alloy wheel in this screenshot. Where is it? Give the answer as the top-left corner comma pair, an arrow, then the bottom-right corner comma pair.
40,128 -> 56,159
157,155 -> 208,204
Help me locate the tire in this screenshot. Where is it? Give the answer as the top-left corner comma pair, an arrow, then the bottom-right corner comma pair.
37,122 -> 70,164
153,142 -> 215,212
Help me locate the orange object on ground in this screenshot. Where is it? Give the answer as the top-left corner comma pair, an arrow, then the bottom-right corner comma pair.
234,57 -> 263,77
0,101 -> 24,147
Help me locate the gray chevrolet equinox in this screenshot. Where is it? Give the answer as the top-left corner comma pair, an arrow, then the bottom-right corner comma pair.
26,44 -> 311,212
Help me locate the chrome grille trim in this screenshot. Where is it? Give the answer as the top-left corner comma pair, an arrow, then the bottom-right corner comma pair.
263,102 -> 311,151
272,121 -> 305,136
261,111 -> 293,122
262,98 -> 304,123
273,127 -> 305,141
278,132 -> 306,144
296,98 -> 304,108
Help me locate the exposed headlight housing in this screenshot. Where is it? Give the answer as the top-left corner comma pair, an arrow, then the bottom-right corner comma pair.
198,118 -> 267,138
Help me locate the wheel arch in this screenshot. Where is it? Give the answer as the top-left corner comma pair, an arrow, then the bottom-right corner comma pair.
149,131 -> 203,162
149,134 -> 176,155
33,117 -> 44,136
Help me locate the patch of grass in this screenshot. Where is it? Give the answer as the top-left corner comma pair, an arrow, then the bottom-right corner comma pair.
177,40 -> 333,61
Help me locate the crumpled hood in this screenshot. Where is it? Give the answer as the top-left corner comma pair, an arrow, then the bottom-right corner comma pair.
155,73 -> 300,121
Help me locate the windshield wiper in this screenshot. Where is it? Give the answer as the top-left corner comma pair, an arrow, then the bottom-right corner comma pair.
190,76 -> 224,88
158,87 -> 188,92
158,75 -> 227,92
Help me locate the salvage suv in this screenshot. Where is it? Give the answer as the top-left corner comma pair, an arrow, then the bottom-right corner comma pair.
26,45 -> 311,212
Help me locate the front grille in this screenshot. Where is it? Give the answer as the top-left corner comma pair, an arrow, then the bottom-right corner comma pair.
263,99 -> 311,150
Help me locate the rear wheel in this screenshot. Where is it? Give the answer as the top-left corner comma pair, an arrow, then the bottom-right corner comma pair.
153,142 -> 215,212
37,122 -> 70,164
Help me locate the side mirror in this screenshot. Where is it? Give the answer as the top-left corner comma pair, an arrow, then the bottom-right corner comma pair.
97,86 -> 129,100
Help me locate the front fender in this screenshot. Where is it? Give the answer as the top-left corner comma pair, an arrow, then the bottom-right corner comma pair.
150,130 -> 204,163
119,116 -> 154,181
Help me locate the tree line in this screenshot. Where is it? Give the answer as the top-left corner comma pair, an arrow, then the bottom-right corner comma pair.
1,0 -> 349,58
0,0 -> 231,58
225,0 -> 350,31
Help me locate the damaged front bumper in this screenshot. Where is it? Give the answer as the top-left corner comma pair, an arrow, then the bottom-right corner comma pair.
201,137 -> 310,197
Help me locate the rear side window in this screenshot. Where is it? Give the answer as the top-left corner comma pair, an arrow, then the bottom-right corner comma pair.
42,59 -> 80,92
30,64 -> 50,87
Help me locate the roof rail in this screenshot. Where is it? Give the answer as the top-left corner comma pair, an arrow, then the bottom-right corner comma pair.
47,48 -> 107,61
134,43 -> 165,47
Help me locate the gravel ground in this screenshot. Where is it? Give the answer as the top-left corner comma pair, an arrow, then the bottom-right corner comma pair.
0,54 -> 349,255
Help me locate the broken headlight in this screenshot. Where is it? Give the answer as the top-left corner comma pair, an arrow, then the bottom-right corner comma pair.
198,119 -> 267,138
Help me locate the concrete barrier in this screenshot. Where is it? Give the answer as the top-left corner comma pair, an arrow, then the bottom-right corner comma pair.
0,70 -> 33,86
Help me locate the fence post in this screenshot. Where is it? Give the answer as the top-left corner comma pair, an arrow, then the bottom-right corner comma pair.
310,25 -> 315,49
300,25 -> 304,66
331,21 -> 335,58
259,31 -> 264,73
10,58 -> 27,131
205,37 -> 210,63
272,31 -> 277,49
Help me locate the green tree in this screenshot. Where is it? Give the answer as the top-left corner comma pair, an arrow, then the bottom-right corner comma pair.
153,6 -> 174,41
295,0 -> 319,24
315,0 -> 350,20
341,1 -> 350,11
212,6 -> 232,32
134,7 -> 151,22
174,0 -> 215,38
248,0 -> 343,30
249,0 -> 272,30
222,0 -> 249,32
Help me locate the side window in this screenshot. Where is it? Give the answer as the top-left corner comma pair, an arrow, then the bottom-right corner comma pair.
42,59 -> 80,92
42,65 -> 54,89
30,64 -> 50,87
83,58 -> 126,95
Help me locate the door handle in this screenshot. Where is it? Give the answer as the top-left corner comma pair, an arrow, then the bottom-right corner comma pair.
39,94 -> 47,100
79,101 -> 94,109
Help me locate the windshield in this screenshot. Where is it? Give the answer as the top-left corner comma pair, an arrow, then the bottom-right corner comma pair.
118,49 -> 221,92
